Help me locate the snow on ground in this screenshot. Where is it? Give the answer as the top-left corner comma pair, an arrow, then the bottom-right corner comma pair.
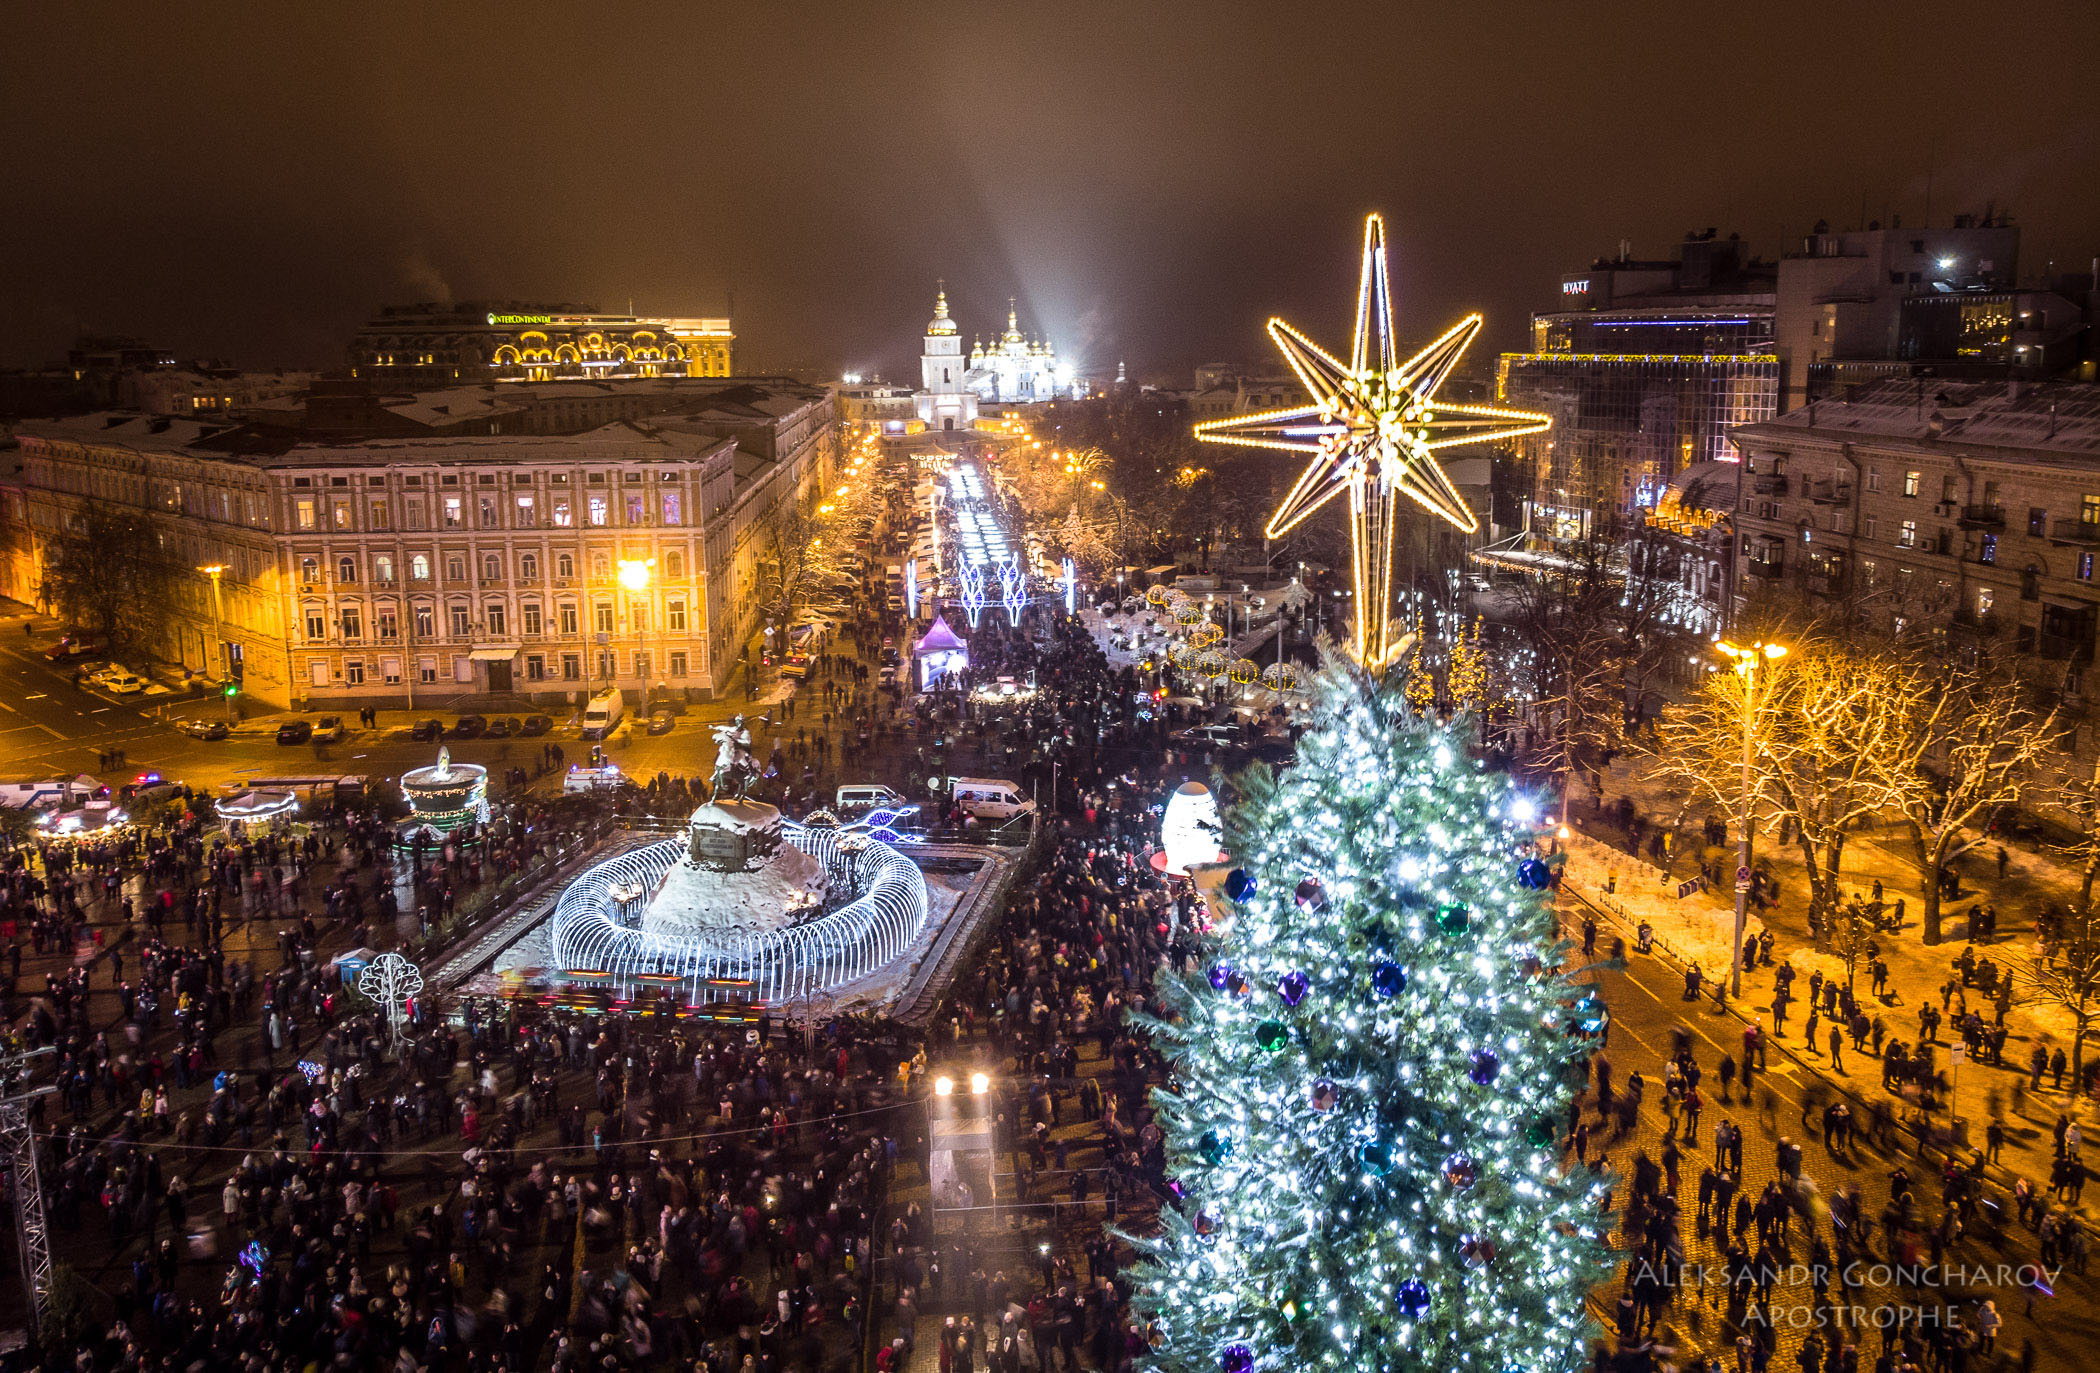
1556,829 -> 1762,976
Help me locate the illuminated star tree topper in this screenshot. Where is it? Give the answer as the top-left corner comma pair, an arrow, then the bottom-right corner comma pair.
1195,213 -> 1551,670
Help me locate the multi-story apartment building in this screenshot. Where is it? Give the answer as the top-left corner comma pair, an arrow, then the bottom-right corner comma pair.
2,381 -> 836,711
1730,378 -> 2100,700
350,303 -> 734,389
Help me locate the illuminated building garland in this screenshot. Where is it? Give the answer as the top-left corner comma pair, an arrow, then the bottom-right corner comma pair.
1195,214 -> 1552,670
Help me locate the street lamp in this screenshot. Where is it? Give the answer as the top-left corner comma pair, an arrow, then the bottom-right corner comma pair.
196,564 -> 233,723
617,558 -> 657,706
1714,638 -> 1787,999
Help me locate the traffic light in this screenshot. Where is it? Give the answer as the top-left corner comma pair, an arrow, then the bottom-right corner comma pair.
223,682 -> 238,698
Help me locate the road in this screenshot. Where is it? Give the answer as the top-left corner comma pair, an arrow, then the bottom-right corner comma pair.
1573,883 -> 2097,1369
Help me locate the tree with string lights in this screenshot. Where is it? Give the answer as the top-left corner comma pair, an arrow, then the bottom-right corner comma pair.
1126,654 -> 1610,1373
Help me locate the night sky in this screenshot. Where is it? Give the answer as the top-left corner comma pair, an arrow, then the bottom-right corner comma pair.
5,2 -> 2097,384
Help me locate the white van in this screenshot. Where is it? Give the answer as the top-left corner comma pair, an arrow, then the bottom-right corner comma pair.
944,776 -> 1034,821
835,783 -> 909,815
580,686 -> 626,740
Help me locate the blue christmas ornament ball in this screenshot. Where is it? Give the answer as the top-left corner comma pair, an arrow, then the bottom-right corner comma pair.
1467,1048 -> 1502,1086
1370,960 -> 1408,998
1207,963 -> 1234,991
1394,1278 -> 1432,1321
1224,868 -> 1256,901
1516,858 -> 1553,890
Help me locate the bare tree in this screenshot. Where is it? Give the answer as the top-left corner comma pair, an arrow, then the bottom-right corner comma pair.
2024,899 -> 2100,1096
41,507 -> 177,659
1656,643 -> 1905,943
1876,663 -> 2063,944
754,503 -> 854,637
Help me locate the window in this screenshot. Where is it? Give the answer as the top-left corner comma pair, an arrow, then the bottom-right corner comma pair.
2083,553 -> 2096,583
481,554 -> 501,582
404,502 -> 426,531
589,552 -> 609,579
625,493 -> 645,524
443,495 -> 463,528
552,499 -> 572,528
455,658 -> 473,683
309,660 -> 329,687
382,658 -> 401,685
485,603 -> 506,635
446,556 -> 466,583
523,604 -> 542,635
295,498 -> 316,530
1980,533 -> 1997,564
410,554 -> 431,581
559,604 -> 579,635
374,554 -> 395,583
597,650 -> 617,679
593,603 -> 614,634
479,496 -> 499,528
1865,469 -> 1882,494
662,492 -> 682,525
300,556 -> 320,584
340,607 -> 362,638
1903,471 -> 1921,498
333,501 -> 351,529
665,551 -> 685,578
414,604 -> 435,637
1940,475 -> 1958,503
669,651 -> 687,678
520,554 -> 538,581
2085,495 -> 2100,527
515,494 -> 536,527
368,499 -> 389,530
449,606 -> 471,637
1978,587 -> 1995,613
377,608 -> 398,639
588,494 -> 609,526
556,553 -> 575,579
345,660 -> 365,685
623,471 -> 641,484
667,599 -> 687,631
561,653 -> 581,681
1899,519 -> 1917,547
1864,515 -> 1879,540
337,556 -> 356,583
2031,507 -> 2048,536
305,611 -> 326,640
419,656 -> 438,684
526,655 -> 545,681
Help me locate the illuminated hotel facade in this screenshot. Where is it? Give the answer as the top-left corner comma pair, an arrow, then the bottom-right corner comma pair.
1499,234 -> 1779,540
351,303 -> 733,389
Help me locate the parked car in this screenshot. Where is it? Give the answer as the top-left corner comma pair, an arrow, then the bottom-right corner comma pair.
44,635 -> 104,662
781,653 -> 812,681
275,720 -> 313,745
878,663 -> 899,688
97,670 -> 149,695
647,708 -> 675,735
409,719 -> 444,742
451,715 -> 487,739
519,715 -> 552,737
880,640 -> 901,667
310,716 -> 346,744
1171,722 -> 1243,749
178,719 -> 229,741
484,717 -> 514,739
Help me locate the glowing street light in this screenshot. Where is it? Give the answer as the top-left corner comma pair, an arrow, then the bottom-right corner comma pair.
969,1072 -> 990,1095
1713,639 -> 1787,999
934,1076 -> 955,1097
618,558 -> 659,695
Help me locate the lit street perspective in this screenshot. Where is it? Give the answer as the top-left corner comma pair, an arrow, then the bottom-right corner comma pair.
1,7 -> 2098,1373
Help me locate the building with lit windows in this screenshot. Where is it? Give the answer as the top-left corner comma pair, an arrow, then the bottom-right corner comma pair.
1730,378 -> 2100,715
3,379 -> 834,710
1499,232 -> 1779,539
350,303 -> 733,389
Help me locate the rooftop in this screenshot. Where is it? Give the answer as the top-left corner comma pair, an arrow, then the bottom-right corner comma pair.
1735,378 -> 2100,464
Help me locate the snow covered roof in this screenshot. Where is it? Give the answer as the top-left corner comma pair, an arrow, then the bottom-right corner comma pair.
1735,379 -> 2100,468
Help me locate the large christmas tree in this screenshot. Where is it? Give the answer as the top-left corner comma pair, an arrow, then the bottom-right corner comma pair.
1130,658 -> 1610,1373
